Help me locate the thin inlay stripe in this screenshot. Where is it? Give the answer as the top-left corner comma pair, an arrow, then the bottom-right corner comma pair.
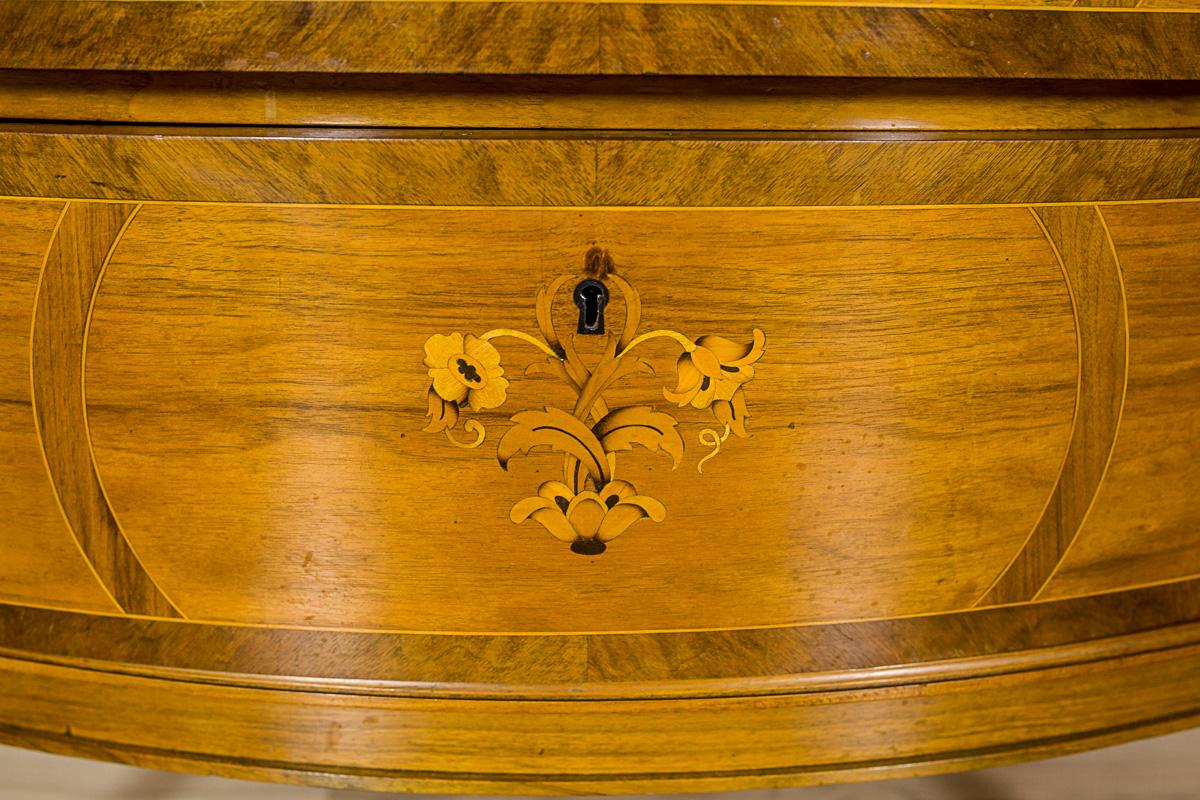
978,206 -> 1129,606
29,202 -> 182,618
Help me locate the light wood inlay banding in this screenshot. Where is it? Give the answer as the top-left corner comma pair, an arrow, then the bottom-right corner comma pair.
979,206 -> 1129,605
30,201 -> 181,618
1,0 -> 1199,790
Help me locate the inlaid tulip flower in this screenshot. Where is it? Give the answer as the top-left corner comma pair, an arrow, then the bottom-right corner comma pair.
510,479 -> 667,555
423,332 -> 509,423
664,329 -> 765,436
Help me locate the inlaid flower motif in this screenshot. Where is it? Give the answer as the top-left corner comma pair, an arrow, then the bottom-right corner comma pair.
424,332 -> 509,412
664,329 -> 765,436
510,479 -> 667,555
420,266 -> 767,552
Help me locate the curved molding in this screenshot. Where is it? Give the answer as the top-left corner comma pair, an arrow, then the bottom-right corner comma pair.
1,704 -> 1198,795
30,201 -> 181,618
1,629 -> 1199,794
979,205 -> 1129,606
1,576 -> 1197,700
6,75 -> 1200,133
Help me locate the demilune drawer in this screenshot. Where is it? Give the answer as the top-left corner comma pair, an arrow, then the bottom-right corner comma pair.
1,124 -> 1200,792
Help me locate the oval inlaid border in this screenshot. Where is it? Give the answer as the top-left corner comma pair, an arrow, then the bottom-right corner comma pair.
977,205 -> 1129,605
14,197 -> 1170,622
29,201 -> 182,617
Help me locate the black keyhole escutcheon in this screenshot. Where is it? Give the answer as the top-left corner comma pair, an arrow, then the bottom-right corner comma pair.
574,279 -> 609,335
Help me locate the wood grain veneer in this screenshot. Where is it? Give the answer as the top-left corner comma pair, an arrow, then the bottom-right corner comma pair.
4,2 -> 1200,79
980,206 -> 1128,605
30,202 -> 180,618
0,0 -> 1198,793
1041,202 -> 1200,599
0,200 -> 118,614
3,127 -> 1200,206
77,203 -> 1075,631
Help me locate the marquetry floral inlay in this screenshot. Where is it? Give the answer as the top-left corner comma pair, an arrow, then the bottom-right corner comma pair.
421,249 -> 766,555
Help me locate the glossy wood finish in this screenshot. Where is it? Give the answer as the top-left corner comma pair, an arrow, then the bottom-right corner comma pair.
1042,202 -> 1200,598
4,578 -> 1200,696
6,75 -> 1200,132
30,202 -> 180,618
1,188 -> 1197,789
0,126 -> 596,206
80,204 -> 1074,631
4,127 -> 1200,206
4,2 -> 1200,79
1,0 -> 1199,793
980,206 -> 1128,605
0,200 -> 117,614
3,640 -> 1200,795
594,134 -> 1200,206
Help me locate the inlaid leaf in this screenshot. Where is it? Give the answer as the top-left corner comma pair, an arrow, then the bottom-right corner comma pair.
607,272 -> 643,350
497,407 -> 612,485
534,276 -> 572,354
714,387 -> 751,438
573,351 -> 654,419
423,387 -> 459,433
594,406 -> 684,468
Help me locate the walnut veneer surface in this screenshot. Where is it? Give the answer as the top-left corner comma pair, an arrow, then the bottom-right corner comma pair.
0,0 -> 1199,794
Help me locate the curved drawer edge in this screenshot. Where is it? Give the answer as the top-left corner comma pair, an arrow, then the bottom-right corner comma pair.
1,640 -> 1199,794
3,576 -> 1200,700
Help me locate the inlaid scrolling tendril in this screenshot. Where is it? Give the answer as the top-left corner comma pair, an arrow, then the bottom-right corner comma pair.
421,248 -> 766,555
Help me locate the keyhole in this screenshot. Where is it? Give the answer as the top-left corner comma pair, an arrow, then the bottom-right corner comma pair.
573,279 -> 609,335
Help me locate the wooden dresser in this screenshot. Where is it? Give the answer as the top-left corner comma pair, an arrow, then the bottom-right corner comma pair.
2,1 -> 1200,793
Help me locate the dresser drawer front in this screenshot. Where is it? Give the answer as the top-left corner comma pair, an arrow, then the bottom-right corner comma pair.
2,124 -> 1200,790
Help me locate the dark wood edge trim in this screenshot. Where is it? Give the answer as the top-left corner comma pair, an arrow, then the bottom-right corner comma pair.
8,122 -> 1200,142
1,692 -> 1197,794
3,126 -> 1200,206
4,617 -> 1200,701
2,2 -> 1200,79
594,136 -> 1200,206
3,577 -> 1200,698
0,125 -> 600,206
601,5 -> 1200,80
